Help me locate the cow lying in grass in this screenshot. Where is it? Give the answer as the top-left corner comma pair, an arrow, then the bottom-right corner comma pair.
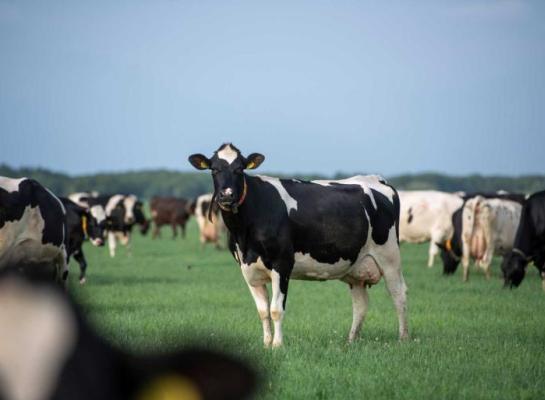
189,143 -> 408,347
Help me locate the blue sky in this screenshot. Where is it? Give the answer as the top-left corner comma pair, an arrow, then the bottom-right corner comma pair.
1,0 -> 544,176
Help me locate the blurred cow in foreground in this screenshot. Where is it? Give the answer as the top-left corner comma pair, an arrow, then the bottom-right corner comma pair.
194,193 -> 226,249
0,268 -> 257,400
150,196 -> 192,239
398,190 -> 463,267
86,194 -> 150,257
0,177 -> 67,283
189,143 -> 408,347
60,198 -> 106,284
502,190 -> 545,290
438,193 -> 526,280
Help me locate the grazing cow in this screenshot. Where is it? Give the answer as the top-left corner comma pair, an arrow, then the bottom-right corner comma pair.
438,193 -> 526,279
89,194 -> 149,257
502,190 -> 545,289
0,268 -> 256,400
189,143 -> 408,347
60,198 -> 106,284
0,177 -> 67,283
149,196 -> 192,239
194,193 -> 226,249
398,190 -> 463,267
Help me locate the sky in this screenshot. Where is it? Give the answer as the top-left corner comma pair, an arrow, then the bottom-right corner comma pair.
1,0 -> 544,177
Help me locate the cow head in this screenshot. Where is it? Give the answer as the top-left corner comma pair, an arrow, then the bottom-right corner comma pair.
437,241 -> 460,275
501,251 -> 528,288
134,201 -> 150,235
188,143 -> 265,214
87,205 -> 107,246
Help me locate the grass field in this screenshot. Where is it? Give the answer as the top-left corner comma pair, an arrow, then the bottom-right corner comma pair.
69,220 -> 545,399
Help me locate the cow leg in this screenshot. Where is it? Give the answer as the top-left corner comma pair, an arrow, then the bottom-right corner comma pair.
427,242 -> 439,268
108,231 -> 117,258
181,223 -> 186,238
462,259 -> 470,282
375,244 -> 409,340
348,284 -> 368,342
247,284 -> 272,347
171,223 -> 177,239
270,269 -> 290,348
541,271 -> 545,292
73,249 -> 88,285
152,224 -> 160,239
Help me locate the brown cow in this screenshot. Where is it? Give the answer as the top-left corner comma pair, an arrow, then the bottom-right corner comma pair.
150,196 -> 192,239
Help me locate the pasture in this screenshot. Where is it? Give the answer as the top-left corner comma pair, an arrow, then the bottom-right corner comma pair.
69,220 -> 545,399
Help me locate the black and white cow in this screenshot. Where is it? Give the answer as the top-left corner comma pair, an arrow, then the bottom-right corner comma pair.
0,177 -> 68,283
60,198 -> 106,285
0,268 -> 257,400
188,144 -> 408,347
502,190 -> 545,290
88,194 -> 149,257
438,192 -> 526,278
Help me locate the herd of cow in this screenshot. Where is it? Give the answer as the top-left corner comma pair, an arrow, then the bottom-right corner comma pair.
1,143 -> 545,399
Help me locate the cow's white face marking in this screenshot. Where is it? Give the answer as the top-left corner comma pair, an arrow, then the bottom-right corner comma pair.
217,144 -> 239,164
0,177 -> 26,193
89,205 -> 106,224
123,195 -> 137,223
0,277 -> 76,400
105,194 -> 125,216
257,176 -> 298,213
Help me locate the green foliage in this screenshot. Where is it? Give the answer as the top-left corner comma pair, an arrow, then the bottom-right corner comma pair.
69,224 -> 545,400
1,164 -> 544,200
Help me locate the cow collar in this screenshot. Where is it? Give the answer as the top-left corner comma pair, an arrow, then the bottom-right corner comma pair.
81,215 -> 88,237
217,178 -> 248,214
512,248 -> 532,261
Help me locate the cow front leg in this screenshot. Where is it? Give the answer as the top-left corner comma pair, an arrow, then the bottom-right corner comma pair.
247,284 -> 272,347
108,231 -> 117,258
73,249 -> 88,285
427,241 -> 439,268
270,269 -> 290,348
348,284 -> 368,342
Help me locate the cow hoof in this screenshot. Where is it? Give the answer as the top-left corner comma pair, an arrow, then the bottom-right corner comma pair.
399,334 -> 410,342
79,278 -> 86,285
271,341 -> 283,349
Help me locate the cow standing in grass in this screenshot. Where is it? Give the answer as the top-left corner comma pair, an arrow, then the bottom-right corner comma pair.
194,193 -> 226,249
502,190 -> 545,289
189,143 -> 408,347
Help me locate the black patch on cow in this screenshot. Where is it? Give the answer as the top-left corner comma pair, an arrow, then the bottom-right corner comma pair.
0,178 -> 66,247
407,207 -> 413,224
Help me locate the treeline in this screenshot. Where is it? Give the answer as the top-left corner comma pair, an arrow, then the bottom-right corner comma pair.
1,164 -> 544,200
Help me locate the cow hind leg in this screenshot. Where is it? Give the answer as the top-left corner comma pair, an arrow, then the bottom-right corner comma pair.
270,269 -> 290,348
375,247 -> 409,340
348,284 -> 368,343
73,249 -> 88,285
427,241 -> 439,268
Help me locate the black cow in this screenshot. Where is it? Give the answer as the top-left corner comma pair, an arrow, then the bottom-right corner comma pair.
60,198 -> 106,284
0,268 -> 256,400
89,194 -> 149,257
438,192 -> 526,276
502,190 -> 545,289
0,176 -> 67,283
189,143 -> 408,347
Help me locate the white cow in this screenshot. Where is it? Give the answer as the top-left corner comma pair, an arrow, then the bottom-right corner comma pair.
399,190 -> 463,267
461,196 -> 522,281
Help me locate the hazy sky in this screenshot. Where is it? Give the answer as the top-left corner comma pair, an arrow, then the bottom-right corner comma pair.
1,0 -> 544,176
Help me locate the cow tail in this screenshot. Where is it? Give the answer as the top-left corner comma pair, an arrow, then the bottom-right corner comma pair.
388,184 -> 401,244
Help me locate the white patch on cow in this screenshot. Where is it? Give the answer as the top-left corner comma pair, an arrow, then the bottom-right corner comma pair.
123,195 -> 138,224
195,193 -> 225,245
0,277 -> 76,400
257,175 -> 298,213
0,176 -> 26,193
105,194 -> 125,216
217,144 -> 239,164
89,205 -> 106,224
238,245 -> 271,286
292,252 -> 352,280
68,192 -> 91,208
0,205 -> 66,270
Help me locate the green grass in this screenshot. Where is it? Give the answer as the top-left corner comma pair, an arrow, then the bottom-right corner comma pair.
69,220 -> 545,399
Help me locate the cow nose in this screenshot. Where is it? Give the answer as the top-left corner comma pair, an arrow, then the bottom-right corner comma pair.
219,188 -> 234,203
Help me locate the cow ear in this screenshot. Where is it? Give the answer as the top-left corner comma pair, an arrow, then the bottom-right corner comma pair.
188,154 -> 211,170
245,153 -> 265,170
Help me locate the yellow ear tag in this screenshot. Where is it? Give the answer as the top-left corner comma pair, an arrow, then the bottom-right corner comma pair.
246,162 -> 255,169
199,160 -> 208,169
445,239 -> 452,252
137,375 -> 201,400
81,215 -> 88,237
